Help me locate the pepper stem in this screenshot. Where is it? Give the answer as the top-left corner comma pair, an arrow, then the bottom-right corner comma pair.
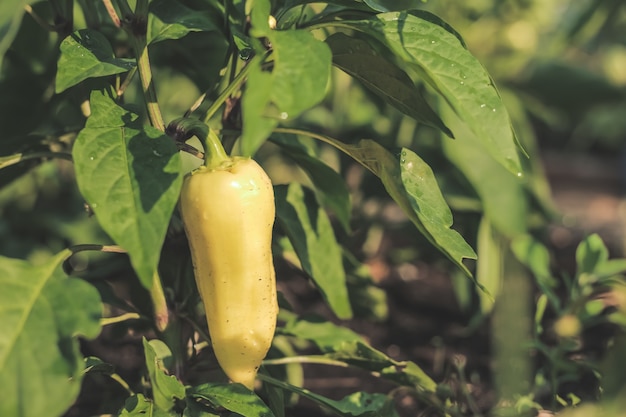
204,129 -> 230,169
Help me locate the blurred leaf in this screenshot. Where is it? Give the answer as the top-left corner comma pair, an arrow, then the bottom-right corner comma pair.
576,233 -> 609,277
345,11 -> 524,174
275,183 -> 352,319
241,13 -> 331,155
56,29 -> 135,93
511,235 -> 555,287
596,259 -> 626,281
363,0 -> 425,12
327,33 -> 452,138
475,217 -> 502,313
519,61 -> 624,117
119,394 -> 172,417
72,91 -> 182,289
441,104 -> 528,238
0,251 -> 102,417
188,383 -> 275,417
271,133 -> 351,232
148,0 -> 221,44
311,133 -> 475,275
280,314 -> 364,351
143,338 -> 185,411
0,0 -> 27,68
83,356 -> 115,375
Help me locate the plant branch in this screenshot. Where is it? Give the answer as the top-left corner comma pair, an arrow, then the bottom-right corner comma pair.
24,5 -> 57,32
201,54 -> 261,124
0,151 -> 73,170
101,313 -> 142,326
262,355 -> 349,368
101,0 -> 121,27
132,36 -> 165,131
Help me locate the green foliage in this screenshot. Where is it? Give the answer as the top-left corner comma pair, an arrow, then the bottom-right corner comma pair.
3,0 -> 626,416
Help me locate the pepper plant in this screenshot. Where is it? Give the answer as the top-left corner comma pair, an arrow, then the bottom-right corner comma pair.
0,0 -> 539,416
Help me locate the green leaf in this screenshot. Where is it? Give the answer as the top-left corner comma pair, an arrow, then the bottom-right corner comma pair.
327,341 -> 437,392
119,394 -> 172,417
148,0 -> 221,44
280,314 -> 364,352
143,338 -> 185,411
0,0 -> 27,68
261,374 -> 398,417
188,383 -> 275,417
511,235 -> 554,287
56,29 -> 136,93
312,134 -> 476,275
576,233 -> 609,277
345,12 -> 524,174
280,315 -> 437,392
275,183 -> 353,319
0,251 -> 102,417
441,104 -> 528,238
72,91 -> 182,288
241,28 -> 332,156
399,147 -> 477,274
326,33 -> 452,137
241,58 -> 277,156
271,133 -> 351,232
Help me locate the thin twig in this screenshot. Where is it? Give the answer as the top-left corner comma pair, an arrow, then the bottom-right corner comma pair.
101,0 -> 121,27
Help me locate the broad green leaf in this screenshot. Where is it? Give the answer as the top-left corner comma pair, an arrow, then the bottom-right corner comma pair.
311,133 -> 475,275
0,0 -> 27,68
345,12 -> 524,174
475,217 -> 502,313
441,105 -> 528,238
399,147 -> 477,274
148,0 -> 221,44
275,183 -> 352,319
143,339 -> 185,411
189,383 -> 275,417
576,233 -> 609,277
56,29 -> 135,93
119,394 -> 172,417
241,21 -> 332,155
0,251 -> 102,417
73,91 -> 182,288
241,58 -> 277,156
326,33 -> 452,137
271,133 -> 351,232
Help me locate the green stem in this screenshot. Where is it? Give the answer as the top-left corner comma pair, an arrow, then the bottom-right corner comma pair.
201,54 -> 261,124
101,0 -> 121,27
204,129 -> 230,169
0,151 -> 72,170
262,355 -> 349,368
101,312 -> 142,326
132,36 -> 165,131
